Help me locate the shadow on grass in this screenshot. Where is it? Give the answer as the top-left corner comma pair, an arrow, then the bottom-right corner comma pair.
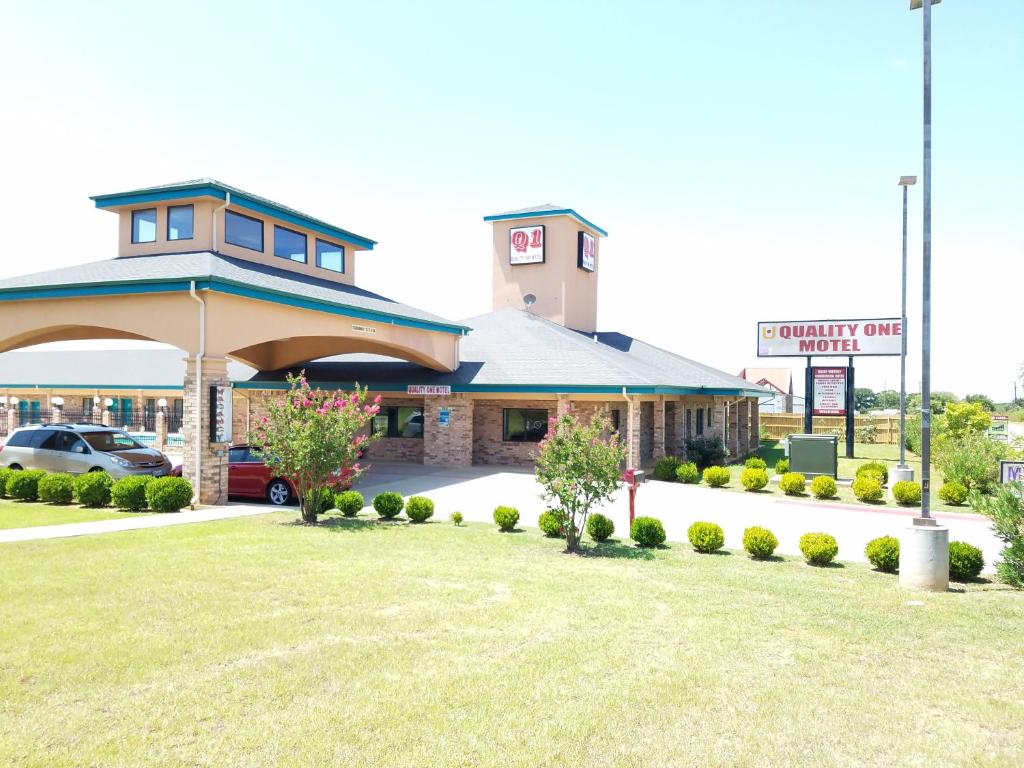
281,515 -> 401,533
806,561 -> 845,569
580,540 -> 656,560
748,554 -> 787,563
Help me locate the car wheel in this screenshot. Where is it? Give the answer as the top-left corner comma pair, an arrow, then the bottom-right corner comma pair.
266,480 -> 291,506
9,464 -> 22,471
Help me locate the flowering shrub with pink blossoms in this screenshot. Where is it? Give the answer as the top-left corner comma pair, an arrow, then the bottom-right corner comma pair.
251,372 -> 381,523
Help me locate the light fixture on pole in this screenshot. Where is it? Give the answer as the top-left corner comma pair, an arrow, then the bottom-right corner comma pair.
52,396 -> 64,407
158,398 -> 168,409
893,175 -> 917,487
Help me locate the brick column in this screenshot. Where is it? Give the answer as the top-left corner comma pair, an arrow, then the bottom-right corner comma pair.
51,405 -> 63,424
652,396 -> 666,460
423,394 -> 474,466
625,397 -> 641,469
101,409 -> 112,427
556,394 -> 571,417
92,401 -> 102,424
710,399 -> 726,450
750,398 -> 760,452
155,410 -> 168,450
738,398 -> 750,457
668,399 -> 685,457
183,357 -> 231,506
727,401 -> 739,458
6,408 -> 16,435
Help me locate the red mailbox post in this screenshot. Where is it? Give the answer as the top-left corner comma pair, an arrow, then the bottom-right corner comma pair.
621,468 -> 645,527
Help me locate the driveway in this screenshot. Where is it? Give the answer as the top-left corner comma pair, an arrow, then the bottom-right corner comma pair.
353,462 -> 1003,572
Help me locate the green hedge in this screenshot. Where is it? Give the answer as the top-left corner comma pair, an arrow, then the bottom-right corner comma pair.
865,536 -> 899,573
335,490 -> 364,517
493,505 -> 519,532
631,516 -> 665,547
74,472 -> 113,507
145,476 -> 193,512
111,475 -> 153,511
586,513 -> 614,542
8,470 -> 47,501
373,492 -> 404,519
38,473 -> 75,504
743,526 -> 778,559
800,532 -> 839,566
405,496 -> 435,523
688,521 -> 725,553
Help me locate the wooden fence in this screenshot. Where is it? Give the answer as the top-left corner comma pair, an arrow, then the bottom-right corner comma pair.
760,414 -> 902,444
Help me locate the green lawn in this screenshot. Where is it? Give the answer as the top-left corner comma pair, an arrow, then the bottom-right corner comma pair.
2,513 -> 1023,767
0,499 -> 147,530
716,441 -> 968,515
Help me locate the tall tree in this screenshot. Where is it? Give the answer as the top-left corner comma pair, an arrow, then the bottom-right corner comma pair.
964,393 -> 996,412
854,387 -> 877,412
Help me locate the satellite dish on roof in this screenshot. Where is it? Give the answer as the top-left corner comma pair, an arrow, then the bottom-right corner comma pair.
523,293 -> 536,311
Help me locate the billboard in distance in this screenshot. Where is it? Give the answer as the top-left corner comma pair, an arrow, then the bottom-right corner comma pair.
758,318 -> 903,357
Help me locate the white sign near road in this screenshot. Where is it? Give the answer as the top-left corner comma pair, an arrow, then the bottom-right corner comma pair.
758,318 -> 903,357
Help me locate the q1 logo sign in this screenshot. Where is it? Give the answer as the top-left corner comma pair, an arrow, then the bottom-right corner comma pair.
757,318 -> 903,357
509,225 -> 545,264
577,231 -> 596,272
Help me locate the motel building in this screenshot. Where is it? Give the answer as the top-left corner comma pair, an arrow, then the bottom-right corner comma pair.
0,180 -> 768,504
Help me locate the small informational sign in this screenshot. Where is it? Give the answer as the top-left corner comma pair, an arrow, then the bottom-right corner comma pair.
812,367 -> 847,416
407,385 -> 452,396
209,385 -> 233,443
758,318 -> 903,357
577,231 -> 596,272
351,324 -> 377,335
1000,461 -> 1024,485
438,407 -> 451,428
509,225 -> 545,265
988,415 -> 1009,443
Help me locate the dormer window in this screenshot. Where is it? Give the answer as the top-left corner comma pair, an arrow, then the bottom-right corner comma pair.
131,209 -> 157,243
274,225 -> 307,263
315,239 -> 344,273
225,210 -> 264,252
167,205 -> 193,241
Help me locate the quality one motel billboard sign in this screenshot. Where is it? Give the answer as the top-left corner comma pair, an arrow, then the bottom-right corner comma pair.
758,318 -> 903,357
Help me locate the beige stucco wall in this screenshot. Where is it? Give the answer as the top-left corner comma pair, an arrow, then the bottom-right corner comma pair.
114,196 -> 366,286
490,214 -> 601,333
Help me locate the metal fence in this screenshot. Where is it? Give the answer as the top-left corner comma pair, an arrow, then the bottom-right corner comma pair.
759,413 -> 902,444
0,408 -> 184,442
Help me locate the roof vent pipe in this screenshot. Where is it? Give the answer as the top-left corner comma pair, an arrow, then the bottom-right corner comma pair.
211,192 -> 231,251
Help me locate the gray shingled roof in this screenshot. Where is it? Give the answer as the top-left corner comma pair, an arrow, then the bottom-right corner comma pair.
248,308 -> 771,395
0,251 -> 468,333
0,349 -> 254,387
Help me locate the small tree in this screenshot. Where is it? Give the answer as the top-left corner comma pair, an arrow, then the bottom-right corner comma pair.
534,410 -> 625,554
972,484 -> 1024,589
252,372 -> 380,523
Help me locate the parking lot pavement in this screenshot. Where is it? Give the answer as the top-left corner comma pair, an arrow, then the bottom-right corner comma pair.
353,462 -> 1003,571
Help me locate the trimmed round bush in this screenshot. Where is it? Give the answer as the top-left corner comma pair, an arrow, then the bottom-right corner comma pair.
7,470 -> 47,501
310,487 -> 336,515
852,476 -> 884,503
145,476 -> 193,512
631,516 -> 666,547
856,461 -> 889,486
335,490 -> 364,517
493,505 -> 519,532
865,535 -> 900,573
810,475 -> 837,500
653,455 -> 682,481
948,541 -> 984,581
675,462 -> 699,484
74,471 -> 113,507
586,513 -> 615,542
740,467 -> 769,491
939,481 -> 969,506
779,472 -> 806,496
742,526 -> 779,559
745,457 -> 767,470
799,532 -> 839,566
0,466 -> 13,498
688,521 -> 725,553
775,458 -> 790,475
892,480 -> 922,506
405,495 -> 435,523
373,491 -> 405,519
538,510 -> 563,537
703,466 -> 731,488
38,473 -> 75,505
450,511 -> 464,526
110,475 -> 152,511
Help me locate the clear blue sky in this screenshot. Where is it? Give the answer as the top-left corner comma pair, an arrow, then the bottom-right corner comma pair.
2,1 -> 1021,400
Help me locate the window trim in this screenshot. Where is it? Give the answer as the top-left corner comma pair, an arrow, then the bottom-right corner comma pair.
166,204 -> 195,241
224,209 -> 265,252
315,238 -> 345,273
501,407 -> 549,443
274,224 -> 308,264
131,208 -> 157,244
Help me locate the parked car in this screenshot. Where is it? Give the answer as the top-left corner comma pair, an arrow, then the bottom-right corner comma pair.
171,444 -> 355,505
0,424 -> 173,479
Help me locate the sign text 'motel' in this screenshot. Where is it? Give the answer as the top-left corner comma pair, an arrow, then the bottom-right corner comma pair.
758,318 -> 903,357
407,385 -> 452,396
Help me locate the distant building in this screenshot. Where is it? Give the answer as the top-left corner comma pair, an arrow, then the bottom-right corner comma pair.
738,368 -> 793,413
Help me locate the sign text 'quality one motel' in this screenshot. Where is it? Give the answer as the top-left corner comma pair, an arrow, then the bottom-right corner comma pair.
758,318 -> 903,357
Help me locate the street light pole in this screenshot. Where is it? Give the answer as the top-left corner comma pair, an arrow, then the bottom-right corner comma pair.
897,176 -> 917,471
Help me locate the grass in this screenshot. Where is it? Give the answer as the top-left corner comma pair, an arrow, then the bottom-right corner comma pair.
0,498 -> 148,530
713,441 -> 968,514
2,513 -> 1023,767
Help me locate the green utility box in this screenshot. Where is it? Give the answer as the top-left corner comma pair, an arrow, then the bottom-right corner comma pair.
786,434 -> 838,478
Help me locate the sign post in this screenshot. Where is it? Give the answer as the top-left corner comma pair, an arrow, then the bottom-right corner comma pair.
803,359 -> 813,434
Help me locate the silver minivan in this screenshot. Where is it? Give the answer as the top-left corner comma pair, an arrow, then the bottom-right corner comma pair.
0,424 -> 173,479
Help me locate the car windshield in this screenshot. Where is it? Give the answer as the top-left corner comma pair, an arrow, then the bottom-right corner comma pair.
81,431 -> 144,452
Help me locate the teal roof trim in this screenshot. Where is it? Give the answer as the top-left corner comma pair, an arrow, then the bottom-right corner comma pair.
483,208 -> 608,237
91,182 -> 377,250
0,384 -> 184,391
232,381 -> 765,397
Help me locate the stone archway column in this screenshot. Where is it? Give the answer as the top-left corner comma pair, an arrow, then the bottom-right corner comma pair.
653,396 -> 666,460
728,401 -> 740,458
423,394 -> 474,466
738,398 -> 750,457
624,397 -> 641,469
182,356 -> 230,506
750,398 -> 760,452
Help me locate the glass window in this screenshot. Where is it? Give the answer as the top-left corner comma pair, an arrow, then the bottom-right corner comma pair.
685,409 -> 692,438
4,430 -> 33,447
503,408 -> 549,442
609,409 -> 620,432
167,205 -> 194,240
696,409 -> 705,436
36,430 -> 60,450
707,407 -> 713,429
228,447 -> 247,463
57,432 -> 88,453
373,407 -> 423,438
224,210 -> 264,252
274,226 -> 307,263
131,208 -> 157,243
315,239 -> 345,273
81,431 -> 143,452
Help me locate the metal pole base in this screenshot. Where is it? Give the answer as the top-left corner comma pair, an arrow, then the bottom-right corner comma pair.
899,521 -> 948,591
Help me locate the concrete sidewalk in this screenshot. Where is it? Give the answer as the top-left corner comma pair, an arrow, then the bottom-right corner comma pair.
0,504 -> 275,543
353,462 -> 1002,571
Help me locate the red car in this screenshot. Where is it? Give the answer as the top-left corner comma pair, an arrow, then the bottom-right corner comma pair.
173,444 -> 354,506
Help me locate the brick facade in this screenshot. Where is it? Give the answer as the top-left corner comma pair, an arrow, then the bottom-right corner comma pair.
472,398 -> 552,466
652,397 -> 666,461
750,398 -> 760,452
182,357 -> 231,505
424,394 -> 474,466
